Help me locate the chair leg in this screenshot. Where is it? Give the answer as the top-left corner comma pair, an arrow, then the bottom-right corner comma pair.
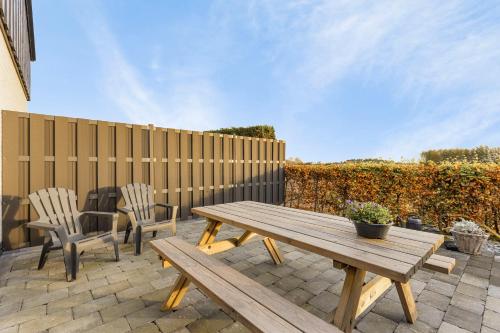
135,226 -> 142,256
38,237 -> 52,270
63,249 -> 73,282
124,223 -> 131,244
152,231 -> 157,238
71,243 -> 79,281
113,240 -> 120,261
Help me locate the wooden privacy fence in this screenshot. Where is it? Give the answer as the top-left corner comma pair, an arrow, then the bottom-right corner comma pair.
1,111 -> 285,250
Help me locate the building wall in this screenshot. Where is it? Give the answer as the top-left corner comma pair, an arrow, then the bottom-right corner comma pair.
0,30 -> 28,112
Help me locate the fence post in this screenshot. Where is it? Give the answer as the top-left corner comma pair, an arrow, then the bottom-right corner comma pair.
148,124 -> 155,191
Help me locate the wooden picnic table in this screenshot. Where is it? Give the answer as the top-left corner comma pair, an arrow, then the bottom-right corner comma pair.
189,201 -> 445,332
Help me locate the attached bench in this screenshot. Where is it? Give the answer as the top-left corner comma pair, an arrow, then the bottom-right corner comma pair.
151,237 -> 341,333
423,254 -> 456,274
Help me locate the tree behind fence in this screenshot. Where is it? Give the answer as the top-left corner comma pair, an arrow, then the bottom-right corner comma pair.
2,111 -> 285,250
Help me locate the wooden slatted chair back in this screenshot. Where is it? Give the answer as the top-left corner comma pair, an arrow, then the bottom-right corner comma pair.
29,188 -> 82,235
121,183 -> 155,223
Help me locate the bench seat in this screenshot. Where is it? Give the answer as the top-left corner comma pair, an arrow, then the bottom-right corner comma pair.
151,237 -> 341,333
423,254 -> 456,274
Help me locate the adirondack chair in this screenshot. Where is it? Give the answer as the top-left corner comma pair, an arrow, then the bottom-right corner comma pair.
119,183 -> 178,255
27,188 -> 119,281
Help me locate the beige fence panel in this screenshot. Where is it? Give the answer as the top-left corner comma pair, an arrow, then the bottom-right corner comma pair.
1,111 -> 286,250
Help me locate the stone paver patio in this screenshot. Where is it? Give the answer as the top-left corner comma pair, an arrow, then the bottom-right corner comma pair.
0,219 -> 499,333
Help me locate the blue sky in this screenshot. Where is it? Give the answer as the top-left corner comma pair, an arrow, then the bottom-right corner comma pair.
30,1 -> 500,162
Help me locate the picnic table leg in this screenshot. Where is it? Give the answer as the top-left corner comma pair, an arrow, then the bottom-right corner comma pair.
262,237 -> 284,265
161,275 -> 191,311
198,218 -> 223,246
395,281 -> 417,323
333,266 -> 366,333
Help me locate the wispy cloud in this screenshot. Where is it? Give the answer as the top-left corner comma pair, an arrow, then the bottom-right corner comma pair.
75,3 -> 224,131
216,0 -> 500,159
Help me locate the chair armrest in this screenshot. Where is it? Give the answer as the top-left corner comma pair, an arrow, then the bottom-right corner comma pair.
117,207 -> 133,215
27,221 -> 64,232
156,203 -> 178,221
80,211 -> 118,234
156,203 -> 177,209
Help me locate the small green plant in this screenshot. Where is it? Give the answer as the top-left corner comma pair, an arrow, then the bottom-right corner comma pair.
451,219 -> 487,235
345,201 -> 393,225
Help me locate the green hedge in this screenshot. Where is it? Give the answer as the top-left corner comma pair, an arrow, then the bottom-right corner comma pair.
285,162 -> 500,237
421,145 -> 500,163
208,125 -> 276,139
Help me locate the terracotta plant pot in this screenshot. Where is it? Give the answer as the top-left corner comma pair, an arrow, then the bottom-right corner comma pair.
353,220 -> 392,239
452,231 -> 489,255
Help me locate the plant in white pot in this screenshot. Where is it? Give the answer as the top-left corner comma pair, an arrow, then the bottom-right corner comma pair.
346,201 -> 393,239
451,219 -> 489,255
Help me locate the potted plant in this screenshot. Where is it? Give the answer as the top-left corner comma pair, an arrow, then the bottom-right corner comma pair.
451,219 -> 489,255
346,201 -> 393,239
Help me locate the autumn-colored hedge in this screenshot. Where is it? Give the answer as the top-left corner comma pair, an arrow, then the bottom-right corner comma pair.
285,163 -> 500,236
208,125 -> 276,139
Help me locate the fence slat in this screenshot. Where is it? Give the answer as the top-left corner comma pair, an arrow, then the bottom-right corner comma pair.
54,117 -> 68,187
203,132 -> 213,206
180,130 -> 189,218
29,114 -> 45,245
76,118 -> 91,233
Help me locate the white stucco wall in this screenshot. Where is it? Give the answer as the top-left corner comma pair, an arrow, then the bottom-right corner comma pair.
1,30 -> 29,251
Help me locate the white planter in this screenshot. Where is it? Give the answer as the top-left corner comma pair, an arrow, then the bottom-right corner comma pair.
452,231 -> 489,255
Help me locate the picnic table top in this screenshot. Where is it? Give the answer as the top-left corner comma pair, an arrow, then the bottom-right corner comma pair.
192,201 -> 444,283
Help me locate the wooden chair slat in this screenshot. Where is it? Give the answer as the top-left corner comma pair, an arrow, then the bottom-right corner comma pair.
128,183 -> 143,222
58,188 -> 77,234
140,183 -> 150,220
67,189 -> 82,234
28,192 -> 49,222
146,184 -> 155,220
48,188 -> 72,235
38,189 -> 62,227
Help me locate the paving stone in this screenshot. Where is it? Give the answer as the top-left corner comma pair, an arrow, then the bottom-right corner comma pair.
301,279 -> 331,295
356,312 -> 398,333
69,278 -> 108,295
417,302 -> 445,329
456,282 -> 488,301
130,323 -> 161,333
0,306 -> 46,330
394,321 -> 435,333
307,291 -> 339,313
127,304 -> 166,329
461,273 -> 489,289
21,288 -> 69,309
480,326 -> 500,333
47,291 -> 92,314
450,292 -> 485,315
426,279 -> 457,298
268,265 -> 294,278
116,284 -> 155,303
418,290 -> 451,311
485,296 -> 500,313
219,321 -> 251,333
0,326 -> 19,333
464,266 -> 491,280
483,310 -> 500,331
100,299 -> 146,323
317,269 -> 345,284
186,309 -> 233,333
284,288 -> 314,306
155,305 -> 201,333
49,312 -> 102,333
444,306 -> 482,333
273,275 -> 304,292
254,272 -> 280,286
85,318 -> 131,333
19,309 -> 72,333
91,279 -> 131,299
434,273 -> 461,286
73,294 -> 118,318
488,285 -> 500,298
0,301 -> 22,317
438,321 -> 473,333
373,297 -> 406,323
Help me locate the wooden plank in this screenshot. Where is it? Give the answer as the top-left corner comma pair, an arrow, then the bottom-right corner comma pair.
333,266 -> 366,332
259,139 -> 266,202
162,275 -> 190,311
223,134 -> 231,203
179,130 -> 189,218
228,202 -> 431,260
192,132 -> 202,209
203,132 -> 214,206
423,254 -> 456,274
234,136 -> 244,201
272,140 -> 279,204
278,141 -> 285,204
54,116 -> 68,187
262,237 -> 284,264
266,140 -> 272,204
167,129 -> 179,212
355,276 -> 392,317
242,201 -> 443,250
97,121 -> 110,230
115,123 -> 128,230
223,203 -> 425,264
198,219 -> 222,246
213,134 -> 223,204
395,281 -> 417,323
77,119 -> 91,232
192,205 -> 413,282
28,113 -> 45,245
153,237 -> 340,333
152,239 -> 306,333
251,137 -> 259,201
243,138 -> 252,200
132,125 -> 142,184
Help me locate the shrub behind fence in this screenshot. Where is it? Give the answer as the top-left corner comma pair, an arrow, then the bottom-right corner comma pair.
285,163 -> 500,234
